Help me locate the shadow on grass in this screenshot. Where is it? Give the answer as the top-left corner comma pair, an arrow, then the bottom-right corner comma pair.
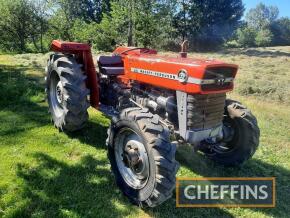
66,120 -> 109,150
65,121 -> 290,217
16,153 -> 138,217
0,64 -> 49,137
58,111 -> 290,217
151,145 -> 289,218
0,102 -> 49,136
14,147 -> 289,218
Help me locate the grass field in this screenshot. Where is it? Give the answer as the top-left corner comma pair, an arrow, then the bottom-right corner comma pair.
0,47 -> 289,218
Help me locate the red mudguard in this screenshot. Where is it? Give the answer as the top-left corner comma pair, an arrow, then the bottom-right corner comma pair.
51,40 -> 99,108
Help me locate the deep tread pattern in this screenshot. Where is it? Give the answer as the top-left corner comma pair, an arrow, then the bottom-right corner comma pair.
46,53 -> 89,132
203,99 -> 260,166
107,107 -> 179,207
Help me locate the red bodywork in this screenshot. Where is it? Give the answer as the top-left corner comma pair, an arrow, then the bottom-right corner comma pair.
113,46 -> 238,94
51,41 -> 238,108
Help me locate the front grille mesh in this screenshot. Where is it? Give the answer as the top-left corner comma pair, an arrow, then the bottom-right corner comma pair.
201,67 -> 236,91
187,93 -> 226,129
203,67 -> 235,79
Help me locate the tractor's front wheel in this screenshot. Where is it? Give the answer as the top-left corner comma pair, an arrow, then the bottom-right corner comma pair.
107,108 -> 179,207
45,54 -> 89,132
201,99 -> 260,166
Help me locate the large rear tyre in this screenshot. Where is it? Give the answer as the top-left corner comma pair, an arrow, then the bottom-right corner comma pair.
202,99 -> 260,166
107,108 -> 179,207
45,54 -> 89,132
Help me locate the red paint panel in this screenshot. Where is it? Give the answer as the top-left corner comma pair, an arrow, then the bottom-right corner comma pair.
122,53 -> 238,94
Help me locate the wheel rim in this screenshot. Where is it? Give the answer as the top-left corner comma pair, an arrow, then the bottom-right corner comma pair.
49,71 -> 64,117
56,81 -> 64,104
114,128 -> 149,189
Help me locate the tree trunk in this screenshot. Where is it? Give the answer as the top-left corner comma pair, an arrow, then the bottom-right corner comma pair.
182,0 -> 186,42
127,0 -> 134,46
128,20 -> 133,46
19,32 -> 26,52
40,20 -> 43,53
32,35 -> 40,52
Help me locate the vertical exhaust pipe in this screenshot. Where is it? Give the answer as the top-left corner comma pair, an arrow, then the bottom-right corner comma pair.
180,40 -> 189,58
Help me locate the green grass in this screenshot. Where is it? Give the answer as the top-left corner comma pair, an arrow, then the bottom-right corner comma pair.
0,48 -> 289,218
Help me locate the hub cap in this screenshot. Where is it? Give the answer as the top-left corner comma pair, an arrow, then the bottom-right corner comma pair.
56,81 -> 64,104
114,128 -> 149,189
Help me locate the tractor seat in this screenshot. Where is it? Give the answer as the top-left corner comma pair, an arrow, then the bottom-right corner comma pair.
97,55 -> 124,76
100,67 -> 124,75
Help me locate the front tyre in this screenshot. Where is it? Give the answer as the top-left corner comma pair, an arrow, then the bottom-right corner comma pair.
202,99 -> 260,166
107,108 -> 179,207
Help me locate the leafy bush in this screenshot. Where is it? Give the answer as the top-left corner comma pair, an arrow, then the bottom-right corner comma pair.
224,40 -> 240,48
271,17 -> 290,46
236,27 -> 256,47
255,28 -> 273,46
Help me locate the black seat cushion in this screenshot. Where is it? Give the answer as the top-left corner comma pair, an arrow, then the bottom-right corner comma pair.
97,55 -> 124,76
97,55 -> 123,66
100,67 -> 124,75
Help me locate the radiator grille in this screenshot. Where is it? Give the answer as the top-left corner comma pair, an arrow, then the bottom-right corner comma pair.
201,67 -> 236,91
187,93 -> 226,129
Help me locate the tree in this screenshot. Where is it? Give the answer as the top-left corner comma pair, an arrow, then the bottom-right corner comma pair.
46,0 -> 110,43
238,3 -> 284,47
30,0 -> 50,52
173,0 -> 191,42
255,28 -> 273,46
135,0 -> 172,47
152,0 -> 177,49
246,3 -> 279,30
98,0 -> 136,47
173,0 -> 244,50
236,26 -> 257,47
96,0 -> 174,49
1,0 -> 286,52
271,17 -> 290,46
0,0 -> 36,52
52,0 -> 110,23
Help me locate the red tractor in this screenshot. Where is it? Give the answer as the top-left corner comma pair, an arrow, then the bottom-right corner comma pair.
45,40 -> 260,207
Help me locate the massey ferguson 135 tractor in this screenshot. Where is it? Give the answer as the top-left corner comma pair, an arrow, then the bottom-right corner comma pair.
45,40 -> 260,207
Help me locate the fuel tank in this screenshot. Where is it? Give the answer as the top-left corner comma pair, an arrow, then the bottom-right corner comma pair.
113,47 -> 238,94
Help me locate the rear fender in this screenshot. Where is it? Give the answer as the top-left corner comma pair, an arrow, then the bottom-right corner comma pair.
50,40 -> 99,108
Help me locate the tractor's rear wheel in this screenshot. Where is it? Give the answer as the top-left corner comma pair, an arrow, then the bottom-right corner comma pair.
45,54 -> 89,132
201,99 -> 260,166
107,108 -> 179,207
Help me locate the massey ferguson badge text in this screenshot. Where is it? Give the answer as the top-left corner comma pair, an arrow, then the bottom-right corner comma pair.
184,185 -> 269,200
